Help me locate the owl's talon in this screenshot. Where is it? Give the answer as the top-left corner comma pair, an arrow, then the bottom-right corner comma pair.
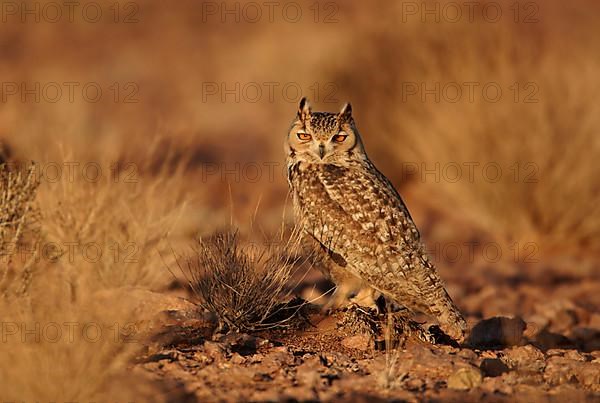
336,303 -> 380,338
336,304 -> 436,348
386,311 -> 435,346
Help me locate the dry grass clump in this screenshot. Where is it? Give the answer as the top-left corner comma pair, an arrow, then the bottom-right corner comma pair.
0,282 -> 157,402
35,156 -> 190,295
0,160 -> 160,401
0,162 -> 40,297
176,229 -> 308,332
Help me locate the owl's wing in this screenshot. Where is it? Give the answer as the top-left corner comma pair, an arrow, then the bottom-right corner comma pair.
290,162 -> 466,340
316,162 -> 421,247
292,161 -> 424,275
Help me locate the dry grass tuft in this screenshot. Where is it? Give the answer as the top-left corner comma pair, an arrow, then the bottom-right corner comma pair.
35,157 -> 190,295
0,160 -> 161,401
0,162 -> 40,297
175,228 -> 309,332
380,313 -> 412,391
0,284 -> 157,402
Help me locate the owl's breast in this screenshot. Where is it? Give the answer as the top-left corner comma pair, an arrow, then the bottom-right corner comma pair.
289,160 -> 421,252
289,163 -> 360,235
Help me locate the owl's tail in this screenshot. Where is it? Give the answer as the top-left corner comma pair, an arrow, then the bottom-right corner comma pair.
430,288 -> 467,342
412,254 -> 467,342
416,257 -> 467,342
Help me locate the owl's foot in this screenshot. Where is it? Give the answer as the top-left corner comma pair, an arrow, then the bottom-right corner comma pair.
336,303 -> 380,338
335,304 -> 435,347
384,309 -> 436,346
325,285 -> 380,313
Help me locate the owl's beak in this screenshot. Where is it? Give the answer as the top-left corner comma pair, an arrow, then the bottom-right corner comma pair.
318,144 -> 326,159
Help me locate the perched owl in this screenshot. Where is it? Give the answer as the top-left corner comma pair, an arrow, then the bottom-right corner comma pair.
285,98 -> 467,342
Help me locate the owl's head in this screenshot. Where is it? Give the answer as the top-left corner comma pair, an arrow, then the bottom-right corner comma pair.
285,98 -> 366,165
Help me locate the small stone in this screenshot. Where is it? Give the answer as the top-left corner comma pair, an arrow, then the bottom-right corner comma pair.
457,349 -> 478,361
404,377 -> 425,391
501,345 -> 545,372
204,341 -> 225,358
480,351 -> 498,359
219,333 -> 263,353
468,316 -> 526,348
447,366 -> 483,390
230,353 -> 246,365
544,357 -> 574,386
579,363 -> 600,390
542,356 -> 600,389
480,358 -> 510,377
563,350 -> 585,362
546,349 -> 564,357
341,334 -> 371,351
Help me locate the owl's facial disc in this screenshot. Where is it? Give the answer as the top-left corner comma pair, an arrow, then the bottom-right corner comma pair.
291,127 -> 355,162
287,99 -> 363,164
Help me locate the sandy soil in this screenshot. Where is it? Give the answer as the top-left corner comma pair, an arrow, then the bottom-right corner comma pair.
127,233 -> 600,403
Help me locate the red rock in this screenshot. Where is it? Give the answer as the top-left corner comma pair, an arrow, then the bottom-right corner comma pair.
468,316 -> 526,348
480,358 -> 510,377
501,345 -> 545,372
342,334 -> 372,351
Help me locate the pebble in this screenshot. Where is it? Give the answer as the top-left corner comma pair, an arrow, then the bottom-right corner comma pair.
341,334 -> 371,351
480,358 -> 510,377
447,366 -> 483,390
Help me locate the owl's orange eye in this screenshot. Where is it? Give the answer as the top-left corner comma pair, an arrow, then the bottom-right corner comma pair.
332,134 -> 348,143
297,132 -> 312,141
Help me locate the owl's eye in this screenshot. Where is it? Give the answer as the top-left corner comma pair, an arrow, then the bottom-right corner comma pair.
332,133 -> 348,143
297,132 -> 312,141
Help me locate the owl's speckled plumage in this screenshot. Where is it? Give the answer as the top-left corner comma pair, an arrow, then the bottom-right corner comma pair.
285,98 -> 467,341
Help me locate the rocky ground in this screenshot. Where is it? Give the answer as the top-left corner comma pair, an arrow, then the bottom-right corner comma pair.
125,282 -> 600,402
114,199 -> 600,402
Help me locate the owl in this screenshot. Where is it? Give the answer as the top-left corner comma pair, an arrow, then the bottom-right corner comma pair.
285,98 -> 467,342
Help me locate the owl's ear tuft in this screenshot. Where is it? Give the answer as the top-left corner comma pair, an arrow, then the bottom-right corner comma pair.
339,102 -> 352,122
298,97 -> 312,121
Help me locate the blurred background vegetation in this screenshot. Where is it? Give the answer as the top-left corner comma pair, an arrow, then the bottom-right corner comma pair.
2,0 -> 598,263
0,0 -> 599,398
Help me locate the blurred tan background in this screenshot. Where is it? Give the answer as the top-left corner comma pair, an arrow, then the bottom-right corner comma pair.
1,0 -> 599,295
1,1 -> 600,400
